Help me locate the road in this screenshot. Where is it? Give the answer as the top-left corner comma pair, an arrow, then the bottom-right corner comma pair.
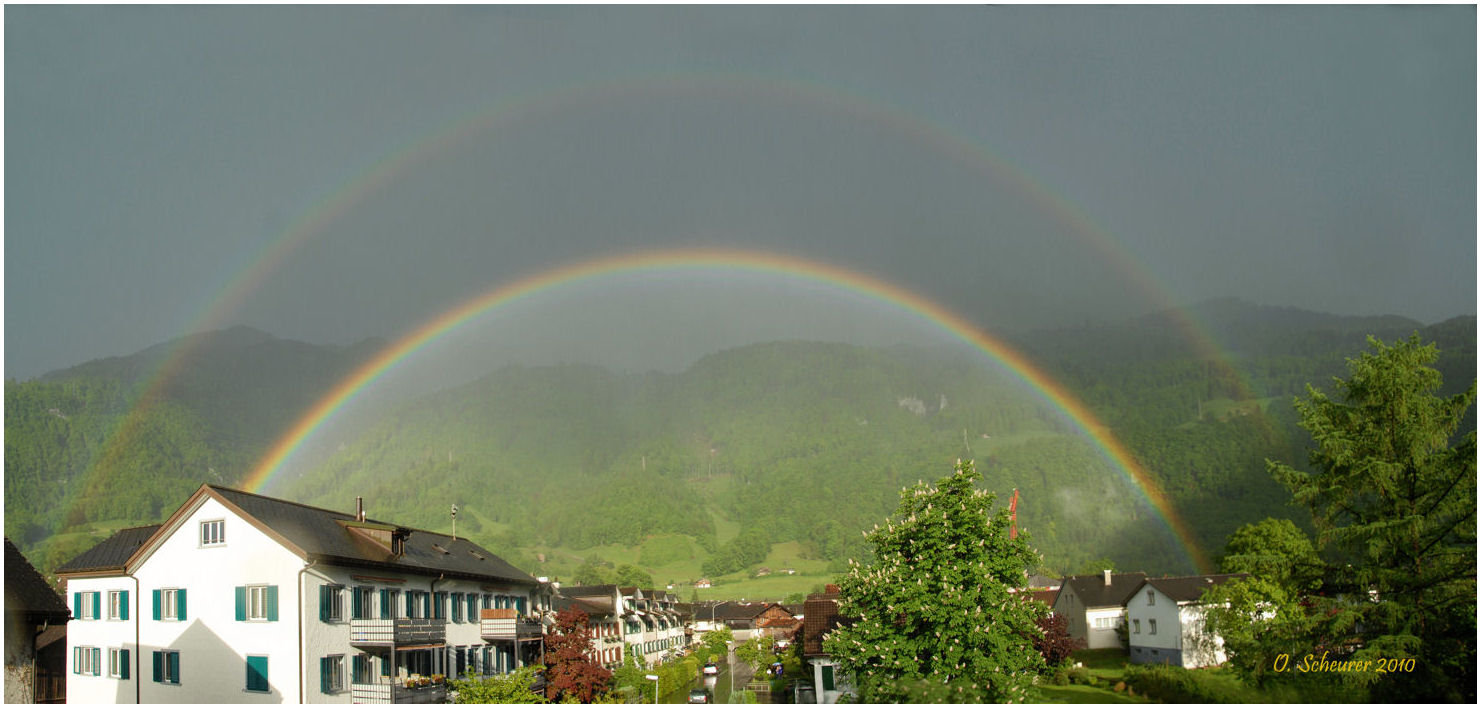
659,645 -> 755,704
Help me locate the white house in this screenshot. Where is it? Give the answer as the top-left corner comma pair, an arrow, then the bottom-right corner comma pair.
57,484 -> 550,704
1050,571 -> 1147,650
1125,574 -> 1248,668
554,585 -> 689,668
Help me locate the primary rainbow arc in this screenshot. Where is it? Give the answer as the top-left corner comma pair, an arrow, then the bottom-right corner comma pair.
243,248 -> 1212,573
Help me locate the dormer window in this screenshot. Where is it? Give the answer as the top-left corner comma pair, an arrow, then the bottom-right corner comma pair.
201,520 -> 225,547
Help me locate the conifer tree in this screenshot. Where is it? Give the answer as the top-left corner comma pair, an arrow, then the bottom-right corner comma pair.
1267,335 -> 1476,701
822,459 -> 1046,703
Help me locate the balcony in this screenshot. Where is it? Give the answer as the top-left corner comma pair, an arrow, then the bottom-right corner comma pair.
350,618 -> 447,647
350,681 -> 447,704
480,608 -> 543,642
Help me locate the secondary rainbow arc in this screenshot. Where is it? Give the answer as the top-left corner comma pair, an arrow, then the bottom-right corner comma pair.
244,248 -> 1212,573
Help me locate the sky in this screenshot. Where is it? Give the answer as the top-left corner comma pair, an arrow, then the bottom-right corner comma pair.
6,5 -> 1476,381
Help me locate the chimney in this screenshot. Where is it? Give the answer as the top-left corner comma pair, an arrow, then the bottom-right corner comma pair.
1103,569 -> 1112,586
355,497 -> 364,523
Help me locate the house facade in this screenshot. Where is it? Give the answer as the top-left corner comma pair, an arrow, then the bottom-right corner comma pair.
1050,571 -> 1147,650
799,585 -> 852,704
1125,574 -> 1248,668
5,538 -> 72,703
57,485 -> 548,704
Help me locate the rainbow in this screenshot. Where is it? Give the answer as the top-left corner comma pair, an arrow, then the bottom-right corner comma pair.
244,248 -> 1212,572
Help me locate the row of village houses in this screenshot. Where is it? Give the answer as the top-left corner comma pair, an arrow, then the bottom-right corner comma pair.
7,482 -> 1246,703
8,484 -> 807,703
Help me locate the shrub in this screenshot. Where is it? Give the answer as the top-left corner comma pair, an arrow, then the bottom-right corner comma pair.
1122,664 -> 1256,703
1066,665 -> 1093,686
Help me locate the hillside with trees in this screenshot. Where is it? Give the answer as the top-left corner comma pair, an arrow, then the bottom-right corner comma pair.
6,301 -> 1473,587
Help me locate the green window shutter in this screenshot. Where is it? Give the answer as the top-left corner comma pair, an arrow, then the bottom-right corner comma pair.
152,651 -> 162,683
119,590 -> 129,620
167,652 -> 179,685
176,589 -> 187,621
266,585 -> 278,621
319,586 -> 330,622
822,664 -> 835,691
235,586 -> 246,621
320,657 -> 331,693
379,589 -> 390,619
92,592 -> 100,620
92,647 -> 101,676
120,649 -> 130,680
351,587 -> 363,620
74,593 -> 82,620
73,647 -> 80,674
246,656 -> 268,692
153,590 -> 161,621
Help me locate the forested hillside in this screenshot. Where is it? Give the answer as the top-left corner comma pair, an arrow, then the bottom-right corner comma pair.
7,301 -> 1473,585
4,327 -> 382,571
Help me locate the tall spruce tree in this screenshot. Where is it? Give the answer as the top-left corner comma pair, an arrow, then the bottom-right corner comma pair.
822,459 -> 1046,703
1269,335 -> 1475,701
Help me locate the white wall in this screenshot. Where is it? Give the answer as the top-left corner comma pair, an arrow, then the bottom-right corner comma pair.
134,495 -> 305,703
64,575 -> 140,704
1125,585 -> 1181,656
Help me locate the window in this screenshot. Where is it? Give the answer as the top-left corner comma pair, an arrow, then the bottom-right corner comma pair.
249,586 -> 269,620
1133,619 -> 1141,634
109,648 -> 130,679
74,591 -> 100,620
154,588 -> 186,621
433,591 -> 448,620
1147,590 -> 1155,606
352,654 -> 373,684
320,655 -> 343,694
245,655 -> 269,693
1149,618 -> 1158,635
108,590 -> 129,620
406,591 -> 424,619
200,519 -> 225,546
353,586 -> 373,620
379,589 -> 399,619
451,593 -> 464,623
821,663 -> 836,691
152,650 -> 180,685
74,646 -> 101,676
237,585 -> 278,621
320,585 -> 343,622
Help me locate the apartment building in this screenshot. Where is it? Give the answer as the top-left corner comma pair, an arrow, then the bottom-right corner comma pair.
57,484 -> 549,703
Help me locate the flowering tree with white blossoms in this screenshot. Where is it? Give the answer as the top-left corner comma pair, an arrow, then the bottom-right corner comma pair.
822,459 -> 1047,703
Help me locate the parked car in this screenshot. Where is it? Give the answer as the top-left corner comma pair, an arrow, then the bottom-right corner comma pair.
687,689 -> 712,704
702,662 -> 719,676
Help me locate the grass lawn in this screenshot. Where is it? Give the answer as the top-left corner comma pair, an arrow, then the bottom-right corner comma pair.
1031,684 -> 1149,704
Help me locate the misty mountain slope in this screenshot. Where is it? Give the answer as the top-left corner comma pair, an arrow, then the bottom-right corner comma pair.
4,327 -> 382,569
283,339 -> 1199,575
8,304 -> 1471,579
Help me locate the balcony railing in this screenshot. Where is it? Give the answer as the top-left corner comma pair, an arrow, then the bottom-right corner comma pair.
350,681 -> 447,704
480,608 -> 543,641
350,618 -> 447,647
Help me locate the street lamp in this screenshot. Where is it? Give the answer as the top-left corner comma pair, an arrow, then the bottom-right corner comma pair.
644,674 -> 659,704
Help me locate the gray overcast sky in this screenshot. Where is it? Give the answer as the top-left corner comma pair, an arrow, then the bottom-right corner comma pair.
6,5 -> 1475,380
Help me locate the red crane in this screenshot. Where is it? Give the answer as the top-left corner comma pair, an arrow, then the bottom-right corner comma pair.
1008,488 -> 1019,539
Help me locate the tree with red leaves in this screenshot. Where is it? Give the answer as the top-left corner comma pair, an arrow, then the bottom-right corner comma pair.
541,606 -> 613,703
1033,612 -> 1084,667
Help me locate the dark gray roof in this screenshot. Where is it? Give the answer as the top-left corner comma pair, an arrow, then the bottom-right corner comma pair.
1145,574 -> 1250,603
711,601 -> 775,621
209,486 -> 536,586
1060,572 -> 1149,608
5,538 -> 70,620
554,596 -> 612,618
54,525 -> 161,575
